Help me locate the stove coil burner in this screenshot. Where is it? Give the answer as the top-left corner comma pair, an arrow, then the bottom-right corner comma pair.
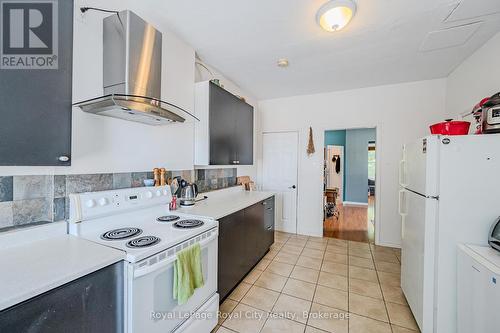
174,219 -> 205,229
126,236 -> 161,248
157,215 -> 181,223
100,227 -> 142,241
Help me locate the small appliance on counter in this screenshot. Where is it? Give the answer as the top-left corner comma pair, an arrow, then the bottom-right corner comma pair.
488,217 -> 500,252
429,119 -> 470,135
481,92 -> 500,134
179,183 -> 198,206
471,97 -> 490,134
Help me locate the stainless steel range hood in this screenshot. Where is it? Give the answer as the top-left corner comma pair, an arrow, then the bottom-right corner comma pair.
74,10 -> 198,125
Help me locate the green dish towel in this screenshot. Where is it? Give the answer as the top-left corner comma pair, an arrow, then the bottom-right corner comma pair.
173,243 -> 204,305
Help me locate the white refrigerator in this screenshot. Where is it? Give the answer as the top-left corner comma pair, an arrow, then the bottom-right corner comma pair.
399,134 -> 500,333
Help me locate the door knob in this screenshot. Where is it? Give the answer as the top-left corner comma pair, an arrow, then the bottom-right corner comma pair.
289,185 -> 296,189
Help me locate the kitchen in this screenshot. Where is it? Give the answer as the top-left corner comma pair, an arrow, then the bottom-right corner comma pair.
1,0 -> 500,333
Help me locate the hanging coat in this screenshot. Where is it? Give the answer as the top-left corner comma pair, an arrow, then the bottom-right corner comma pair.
335,156 -> 341,174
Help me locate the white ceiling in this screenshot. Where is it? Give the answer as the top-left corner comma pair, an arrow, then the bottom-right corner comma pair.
151,0 -> 500,100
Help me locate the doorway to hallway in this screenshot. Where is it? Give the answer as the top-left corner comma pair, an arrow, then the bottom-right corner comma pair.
323,128 -> 376,243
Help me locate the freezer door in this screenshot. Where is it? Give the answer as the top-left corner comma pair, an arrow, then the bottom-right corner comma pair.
401,189 -> 438,333
402,136 -> 439,196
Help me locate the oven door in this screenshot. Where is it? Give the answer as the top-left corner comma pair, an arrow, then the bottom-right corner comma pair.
128,228 -> 218,333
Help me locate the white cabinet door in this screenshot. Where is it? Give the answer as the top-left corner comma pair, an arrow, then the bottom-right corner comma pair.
262,132 -> 298,233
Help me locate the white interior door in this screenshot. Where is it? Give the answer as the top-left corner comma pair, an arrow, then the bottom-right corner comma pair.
262,132 -> 298,233
326,145 -> 343,201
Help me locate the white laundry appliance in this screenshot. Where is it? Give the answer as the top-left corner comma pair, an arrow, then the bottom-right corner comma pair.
398,134 -> 500,333
457,244 -> 500,333
68,186 -> 219,333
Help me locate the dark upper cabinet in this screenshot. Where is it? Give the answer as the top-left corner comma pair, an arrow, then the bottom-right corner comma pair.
0,0 -> 73,166
195,81 -> 254,166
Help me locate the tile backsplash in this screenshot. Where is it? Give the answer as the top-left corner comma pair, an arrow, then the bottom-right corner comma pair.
0,168 -> 237,232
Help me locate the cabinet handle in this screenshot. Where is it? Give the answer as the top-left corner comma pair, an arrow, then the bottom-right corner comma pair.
266,226 -> 273,230
58,155 -> 70,162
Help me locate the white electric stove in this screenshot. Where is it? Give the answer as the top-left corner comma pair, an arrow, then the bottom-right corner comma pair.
68,186 -> 219,333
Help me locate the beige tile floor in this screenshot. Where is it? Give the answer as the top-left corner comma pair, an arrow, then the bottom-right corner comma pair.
213,232 -> 420,333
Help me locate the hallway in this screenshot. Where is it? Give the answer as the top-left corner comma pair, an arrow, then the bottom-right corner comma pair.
323,197 -> 375,243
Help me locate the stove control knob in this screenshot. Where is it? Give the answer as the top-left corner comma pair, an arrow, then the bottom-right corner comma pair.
145,191 -> 153,199
98,198 -> 109,206
156,190 -> 162,197
86,199 -> 96,208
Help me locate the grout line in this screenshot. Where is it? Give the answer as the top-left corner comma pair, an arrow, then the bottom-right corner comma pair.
370,240 -> 394,333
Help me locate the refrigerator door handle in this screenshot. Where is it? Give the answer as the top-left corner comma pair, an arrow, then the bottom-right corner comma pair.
399,159 -> 407,187
398,189 -> 407,216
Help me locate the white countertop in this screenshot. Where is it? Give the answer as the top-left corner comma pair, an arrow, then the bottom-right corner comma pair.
177,187 -> 275,219
0,224 -> 125,311
460,244 -> 500,274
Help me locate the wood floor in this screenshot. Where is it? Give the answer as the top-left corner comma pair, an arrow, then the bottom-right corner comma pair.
323,196 -> 375,243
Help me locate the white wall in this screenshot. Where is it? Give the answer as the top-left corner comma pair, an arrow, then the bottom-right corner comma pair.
0,0 -> 194,176
0,0 -> 259,180
446,31 -> 500,119
259,79 -> 447,246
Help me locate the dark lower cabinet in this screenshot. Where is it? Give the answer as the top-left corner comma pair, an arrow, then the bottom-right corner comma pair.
218,196 -> 275,301
244,201 -> 264,267
263,197 -> 275,255
0,262 -> 124,333
218,209 -> 246,300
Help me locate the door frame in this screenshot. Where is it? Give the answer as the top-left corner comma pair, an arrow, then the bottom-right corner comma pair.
322,126 -> 381,245
261,130 -> 299,234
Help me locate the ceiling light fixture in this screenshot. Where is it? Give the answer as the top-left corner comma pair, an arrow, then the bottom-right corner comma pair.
277,58 -> 289,68
316,0 -> 356,32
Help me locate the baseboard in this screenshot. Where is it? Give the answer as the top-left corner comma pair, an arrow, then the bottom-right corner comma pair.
375,241 -> 401,249
342,201 -> 368,207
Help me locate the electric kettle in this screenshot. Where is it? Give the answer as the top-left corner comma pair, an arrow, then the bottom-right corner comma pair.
179,183 -> 198,206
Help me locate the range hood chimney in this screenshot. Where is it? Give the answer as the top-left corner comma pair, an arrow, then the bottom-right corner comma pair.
74,10 -> 198,125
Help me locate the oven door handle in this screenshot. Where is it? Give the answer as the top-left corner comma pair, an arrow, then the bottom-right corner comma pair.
133,231 -> 218,279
